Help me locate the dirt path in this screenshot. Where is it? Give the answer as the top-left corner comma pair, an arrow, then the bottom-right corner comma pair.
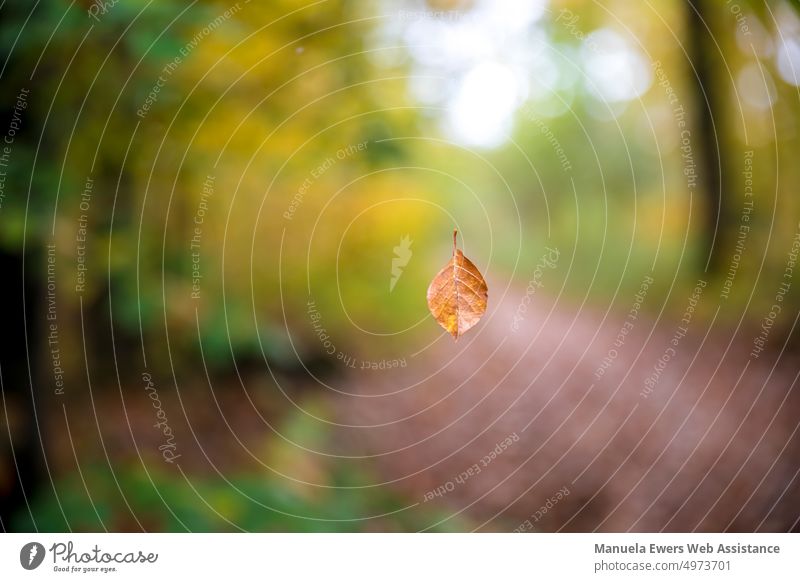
336,290 -> 800,532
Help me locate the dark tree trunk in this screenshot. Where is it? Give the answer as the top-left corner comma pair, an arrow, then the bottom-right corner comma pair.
0,248 -> 42,531
685,0 -> 729,273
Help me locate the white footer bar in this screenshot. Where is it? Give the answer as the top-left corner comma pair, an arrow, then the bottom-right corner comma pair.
1,533 -> 797,581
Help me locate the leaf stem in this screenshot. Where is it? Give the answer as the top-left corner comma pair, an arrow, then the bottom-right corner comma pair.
453,228 -> 458,255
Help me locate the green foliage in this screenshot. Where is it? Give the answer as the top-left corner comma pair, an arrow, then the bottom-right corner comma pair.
15,464 -> 466,532
14,390 -> 471,532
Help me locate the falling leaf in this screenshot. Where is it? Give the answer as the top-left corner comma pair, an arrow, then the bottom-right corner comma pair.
427,229 -> 488,340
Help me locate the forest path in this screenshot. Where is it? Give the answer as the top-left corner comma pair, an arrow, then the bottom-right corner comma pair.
335,288 -> 800,532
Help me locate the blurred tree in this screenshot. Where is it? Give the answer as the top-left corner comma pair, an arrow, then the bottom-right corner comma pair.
686,0 -> 729,273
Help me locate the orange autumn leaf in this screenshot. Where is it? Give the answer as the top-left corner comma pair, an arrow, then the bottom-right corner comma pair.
426,229 -> 488,340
